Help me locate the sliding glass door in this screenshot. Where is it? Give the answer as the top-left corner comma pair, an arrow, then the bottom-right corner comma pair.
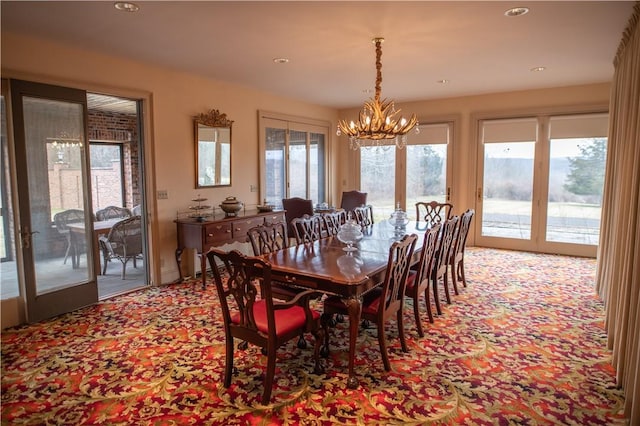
259,113 -> 328,207
475,112 -> 608,256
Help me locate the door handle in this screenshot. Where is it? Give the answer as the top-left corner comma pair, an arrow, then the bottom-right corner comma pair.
20,227 -> 39,249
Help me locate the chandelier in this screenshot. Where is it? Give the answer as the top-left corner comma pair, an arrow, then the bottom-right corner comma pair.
337,38 -> 419,150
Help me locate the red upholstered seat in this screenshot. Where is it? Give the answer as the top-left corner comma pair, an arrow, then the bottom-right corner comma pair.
405,270 -> 418,292
232,302 -> 321,336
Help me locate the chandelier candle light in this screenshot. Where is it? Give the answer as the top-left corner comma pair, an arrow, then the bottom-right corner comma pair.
337,38 -> 419,150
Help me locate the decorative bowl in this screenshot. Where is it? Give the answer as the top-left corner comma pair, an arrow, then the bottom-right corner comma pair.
257,204 -> 274,213
219,196 -> 243,216
337,217 -> 364,252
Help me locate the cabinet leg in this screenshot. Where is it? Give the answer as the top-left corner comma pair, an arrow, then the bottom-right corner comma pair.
199,254 -> 207,289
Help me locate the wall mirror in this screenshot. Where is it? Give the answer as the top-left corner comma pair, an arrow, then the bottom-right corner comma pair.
194,109 -> 233,188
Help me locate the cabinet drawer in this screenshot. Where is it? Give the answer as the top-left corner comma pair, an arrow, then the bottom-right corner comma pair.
231,217 -> 264,239
263,212 -> 286,224
204,223 -> 233,245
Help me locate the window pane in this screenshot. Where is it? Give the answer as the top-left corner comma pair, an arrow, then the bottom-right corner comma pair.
89,144 -> 123,211
288,130 -> 307,199
406,144 -> 447,206
547,137 -> 606,244
482,141 -> 535,239
361,147 -> 396,222
309,132 -> 325,204
265,127 -> 285,205
221,142 -> 230,185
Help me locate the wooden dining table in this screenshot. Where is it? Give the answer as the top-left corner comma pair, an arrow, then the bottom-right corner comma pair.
260,220 -> 428,389
67,218 -> 124,275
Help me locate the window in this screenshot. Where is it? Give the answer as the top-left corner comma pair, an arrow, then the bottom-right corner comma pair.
89,143 -> 125,211
259,112 -> 329,207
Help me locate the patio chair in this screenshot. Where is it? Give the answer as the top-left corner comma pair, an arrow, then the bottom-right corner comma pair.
53,209 -> 86,265
98,216 -> 142,279
95,206 -> 132,221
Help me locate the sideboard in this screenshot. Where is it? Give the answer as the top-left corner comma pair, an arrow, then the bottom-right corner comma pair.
175,209 -> 286,289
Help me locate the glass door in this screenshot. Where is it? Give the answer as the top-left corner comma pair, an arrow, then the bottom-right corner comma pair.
476,113 -> 607,256
10,79 -> 98,323
360,122 -> 453,222
477,117 -> 537,245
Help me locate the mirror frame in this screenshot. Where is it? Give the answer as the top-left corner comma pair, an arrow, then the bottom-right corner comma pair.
194,109 -> 233,188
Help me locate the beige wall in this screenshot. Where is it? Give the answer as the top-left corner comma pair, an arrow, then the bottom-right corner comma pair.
337,83 -> 610,214
1,31 -> 339,291
2,30 -> 611,326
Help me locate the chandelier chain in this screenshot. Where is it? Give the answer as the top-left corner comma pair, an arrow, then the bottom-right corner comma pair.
336,37 -> 419,150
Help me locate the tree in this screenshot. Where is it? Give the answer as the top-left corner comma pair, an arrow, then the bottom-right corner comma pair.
563,138 -> 606,203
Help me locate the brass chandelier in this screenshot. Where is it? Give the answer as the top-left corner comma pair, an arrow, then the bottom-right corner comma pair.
337,38 -> 419,150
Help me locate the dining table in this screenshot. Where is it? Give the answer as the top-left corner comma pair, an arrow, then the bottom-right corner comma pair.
67,218 -> 124,275
260,219 -> 428,389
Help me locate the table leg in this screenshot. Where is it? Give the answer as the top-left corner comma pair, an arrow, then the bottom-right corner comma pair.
69,231 -> 79,269
346,296 -> 363,389
93,230 -> 103,275
175,248 -> 185,282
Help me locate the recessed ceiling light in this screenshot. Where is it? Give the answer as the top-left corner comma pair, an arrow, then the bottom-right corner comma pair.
437,79 -> 450,84
504,7 -> 529,17
530,66 -> 546,72
273,58 -> 290,64
114,2 -> 140,12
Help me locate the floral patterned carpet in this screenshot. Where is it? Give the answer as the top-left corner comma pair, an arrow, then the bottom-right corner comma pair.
1,248 -> 626,425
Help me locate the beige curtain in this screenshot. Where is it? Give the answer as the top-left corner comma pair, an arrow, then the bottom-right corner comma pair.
596,2 -> 640,424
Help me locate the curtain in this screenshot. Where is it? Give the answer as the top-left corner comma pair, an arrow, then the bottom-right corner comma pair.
596,3 -> 640,424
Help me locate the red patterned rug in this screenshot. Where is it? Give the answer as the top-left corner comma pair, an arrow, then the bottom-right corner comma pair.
1,248 -> 626,425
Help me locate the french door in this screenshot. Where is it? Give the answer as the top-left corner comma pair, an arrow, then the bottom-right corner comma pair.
360,122 -> 453,222
475,112 -> 608,256
9,79 -> 98,322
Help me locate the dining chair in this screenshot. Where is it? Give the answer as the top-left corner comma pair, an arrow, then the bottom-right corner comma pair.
405,222 -> 442,337
282,197 -> 314,238
206,248 -> 325,404
431,215 -> 459,315
53,209 -> 87,265
246,221 -> 305,303
321,210 -> 347,237
98,216 -> 142,279
340,190 -> 368,214
291,214 -> 323,245
352,205 -> 374,227
415,201 -> 453,225
95,205 -> 132,221
449,209 -> 475,293
323,233 -> 418,372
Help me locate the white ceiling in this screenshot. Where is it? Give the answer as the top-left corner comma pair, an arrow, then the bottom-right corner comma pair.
1,1 -> 635,109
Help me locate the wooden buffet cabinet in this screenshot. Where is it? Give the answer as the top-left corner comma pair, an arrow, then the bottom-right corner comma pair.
175,209 -> 286,288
